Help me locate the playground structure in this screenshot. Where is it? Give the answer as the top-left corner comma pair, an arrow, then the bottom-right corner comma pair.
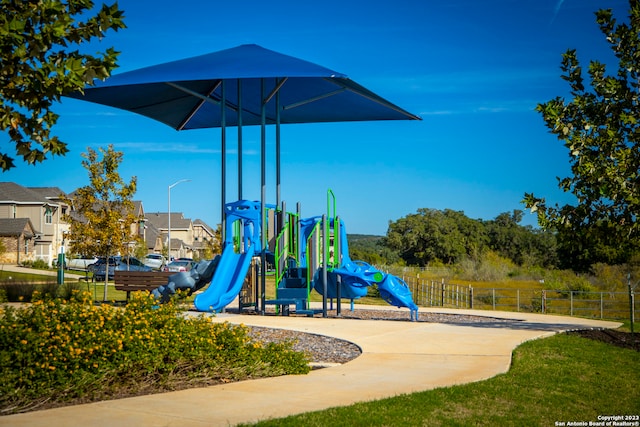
186,192 -> 419,320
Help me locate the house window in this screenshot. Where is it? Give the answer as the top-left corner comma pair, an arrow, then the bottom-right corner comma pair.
45,207 -> 53,224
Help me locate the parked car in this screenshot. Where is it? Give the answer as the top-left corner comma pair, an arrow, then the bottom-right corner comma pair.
163,260 -> 196,272
143,253 -> 166,270
92,256 -> 151,281
65,256 -> 98,271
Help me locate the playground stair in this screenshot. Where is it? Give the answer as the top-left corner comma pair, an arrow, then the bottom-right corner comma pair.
264,268 -> 318,317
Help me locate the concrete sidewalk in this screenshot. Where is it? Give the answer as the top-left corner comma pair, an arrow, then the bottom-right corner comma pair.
0,264 -> 87,280
2,307 -> 620,427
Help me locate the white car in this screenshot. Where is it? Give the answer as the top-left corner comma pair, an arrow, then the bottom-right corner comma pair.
163,260 -> 196,272
143,253 -> 166,270
65,256 -> 98,271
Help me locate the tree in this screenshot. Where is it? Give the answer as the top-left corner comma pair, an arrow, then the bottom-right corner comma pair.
61,145 -> 137,300
383,208 -> 487,265
523,1 -> 640,267
0,1 -> 125,171
485,210 -> 558,268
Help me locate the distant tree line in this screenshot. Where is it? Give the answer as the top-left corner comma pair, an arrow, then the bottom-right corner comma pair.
348,208 -> 639,273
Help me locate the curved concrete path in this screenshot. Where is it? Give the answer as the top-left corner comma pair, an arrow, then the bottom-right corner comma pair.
3,307 -> 619,426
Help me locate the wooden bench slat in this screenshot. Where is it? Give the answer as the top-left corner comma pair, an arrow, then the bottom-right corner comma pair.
113,271 -> 175,299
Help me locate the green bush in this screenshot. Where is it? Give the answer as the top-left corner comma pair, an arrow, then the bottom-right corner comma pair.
0,282 -> 37,302
0,291 -> 310,413
20,259 -> 50,269
543,270 -> 595,297
457,251 -> 517,282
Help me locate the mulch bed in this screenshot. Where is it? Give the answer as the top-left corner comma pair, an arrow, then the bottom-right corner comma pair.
567,329 -> 640,352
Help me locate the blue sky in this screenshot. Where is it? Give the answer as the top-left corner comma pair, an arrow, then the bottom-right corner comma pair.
2,0 -> 630,235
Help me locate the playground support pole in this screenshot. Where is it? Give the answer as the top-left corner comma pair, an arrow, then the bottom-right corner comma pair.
260,78 -> 267,315
336,274 -> 342,316
237,78 -> 243,200
276,82 -> 281,207
335,215 -> 341,316
322,214 -> 328,318
296,202 -> 302,263
220,80 -> 227,244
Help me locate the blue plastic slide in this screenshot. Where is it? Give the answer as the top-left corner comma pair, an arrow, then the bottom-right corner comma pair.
193,244 -> 255,312
377,274 -> 419,314
310,217 -> 419,318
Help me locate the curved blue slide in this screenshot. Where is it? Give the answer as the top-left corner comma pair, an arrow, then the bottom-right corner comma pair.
311,217 -> 419,319
193,244 -> 255,312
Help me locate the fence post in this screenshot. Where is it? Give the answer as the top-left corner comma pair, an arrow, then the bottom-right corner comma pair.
570,291 -> 574,317
600,292 -> 604,319
492,288 -> 496,310
430,281 -> 434,306
469,286 -> 473,309
517,289 -> 520,312
441,278 -> 445,307
542,290 -> 546,314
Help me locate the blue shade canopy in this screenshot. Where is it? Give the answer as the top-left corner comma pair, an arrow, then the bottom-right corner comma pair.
67,44 -> 420,129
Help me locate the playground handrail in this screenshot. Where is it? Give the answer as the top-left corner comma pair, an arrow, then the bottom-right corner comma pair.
305,219 -> 322,302
274,223 -> 289,288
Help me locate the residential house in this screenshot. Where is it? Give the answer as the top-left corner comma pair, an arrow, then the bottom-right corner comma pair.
0,181 -> 217,264
0,182 -> 69,266
145,212 -> 194,260
144,213 -> 218,260
193,218 -> 218,257
0,218 -> 38,264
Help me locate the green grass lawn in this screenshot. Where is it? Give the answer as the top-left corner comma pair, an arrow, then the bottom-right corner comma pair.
243,333 -> 639,426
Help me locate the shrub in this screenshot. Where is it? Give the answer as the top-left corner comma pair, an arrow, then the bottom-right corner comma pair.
542,270 -> 595,297
457,251 -> 516,282
21,259 -> 49,269
0,282 -> 37,302
0,291 -> 310,413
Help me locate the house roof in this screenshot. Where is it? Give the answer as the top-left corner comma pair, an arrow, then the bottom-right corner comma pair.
0,218 -> 37,237
28,187 -> 66,201
146,212 -> 191,230
193,218 -> 214,233
0,182 -> 55,205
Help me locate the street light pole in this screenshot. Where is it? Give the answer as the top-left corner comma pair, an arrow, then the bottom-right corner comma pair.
168,179 -> 191,261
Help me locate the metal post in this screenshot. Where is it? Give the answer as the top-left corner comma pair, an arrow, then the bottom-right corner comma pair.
570,291 -> 574,317
276,81 -> 281,207
322,214 -> 328,318
260,78 -> 267,314
57,236 -> 65,285
629,274 -> 635,336
296,202 -> 302,263
221,80 -> 227,244
237,79 -> 243,200
168,179 -> 190,261
336,273 -> 342,316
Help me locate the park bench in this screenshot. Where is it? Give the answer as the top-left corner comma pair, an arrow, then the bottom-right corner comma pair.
114,270 -> 173,300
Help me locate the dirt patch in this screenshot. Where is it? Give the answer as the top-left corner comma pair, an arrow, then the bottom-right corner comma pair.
567,329 -> 640,352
